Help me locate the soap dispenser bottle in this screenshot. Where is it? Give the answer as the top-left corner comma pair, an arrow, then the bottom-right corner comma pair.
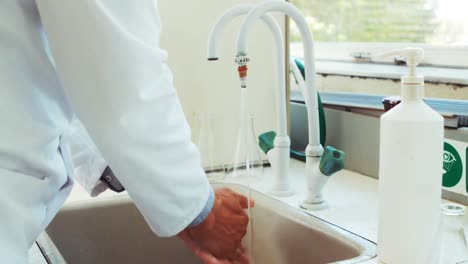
378,48 -> 444,264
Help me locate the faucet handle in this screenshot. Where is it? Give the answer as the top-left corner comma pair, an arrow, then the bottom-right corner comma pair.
319,146 -> 345,176
301,146 -> 345,211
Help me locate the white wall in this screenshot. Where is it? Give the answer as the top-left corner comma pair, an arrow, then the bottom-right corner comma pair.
158,0 -> 286,165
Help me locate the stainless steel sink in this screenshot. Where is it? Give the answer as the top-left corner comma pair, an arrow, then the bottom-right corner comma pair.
46,183 -> 377,264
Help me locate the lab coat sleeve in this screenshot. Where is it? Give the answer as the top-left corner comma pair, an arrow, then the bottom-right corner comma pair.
60,117 -> 108,197
36,0 -> 212,236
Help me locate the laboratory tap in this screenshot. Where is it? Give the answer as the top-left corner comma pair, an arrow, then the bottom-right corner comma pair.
236,0 -> 345,209
207,3 -> 293,196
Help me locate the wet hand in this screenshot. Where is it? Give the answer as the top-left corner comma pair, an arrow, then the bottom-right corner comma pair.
179,188 -> 254,263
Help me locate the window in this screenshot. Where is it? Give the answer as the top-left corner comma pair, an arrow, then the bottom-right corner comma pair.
289,0 -> 468,111
290,0 -> 468,67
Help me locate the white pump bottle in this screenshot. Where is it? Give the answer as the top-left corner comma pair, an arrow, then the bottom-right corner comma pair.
378,48 -> 444,264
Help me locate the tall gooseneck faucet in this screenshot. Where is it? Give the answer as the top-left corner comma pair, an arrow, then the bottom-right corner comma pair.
207,4 -> 294,196
237,0 -> 345,209
237,0 -> 322,156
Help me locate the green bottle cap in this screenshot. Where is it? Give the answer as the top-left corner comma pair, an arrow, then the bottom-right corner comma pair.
319,146 -> 345,176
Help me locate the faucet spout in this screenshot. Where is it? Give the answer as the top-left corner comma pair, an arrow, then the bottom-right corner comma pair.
207,4 -> 282,62
207,4 -> 287,139
234,0 -> 350,205
236,0 -> 323,157
207,3 -> 294,196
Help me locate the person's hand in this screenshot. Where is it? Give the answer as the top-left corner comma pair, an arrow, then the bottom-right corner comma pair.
178,188 -> 254,264
179,230 -> 249,264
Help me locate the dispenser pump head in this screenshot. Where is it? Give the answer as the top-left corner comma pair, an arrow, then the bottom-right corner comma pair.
381,47 -> 424,85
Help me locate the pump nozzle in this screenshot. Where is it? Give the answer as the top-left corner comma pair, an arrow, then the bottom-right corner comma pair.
378,47 -> 425,101
378,47 -> 425,84
379,47 -> 423,68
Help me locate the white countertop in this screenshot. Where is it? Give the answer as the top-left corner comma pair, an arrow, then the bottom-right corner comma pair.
53,159 -> 468,264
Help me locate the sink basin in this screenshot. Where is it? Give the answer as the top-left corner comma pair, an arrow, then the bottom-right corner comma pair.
46,183 -> 377,264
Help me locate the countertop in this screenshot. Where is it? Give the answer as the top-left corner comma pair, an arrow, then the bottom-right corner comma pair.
33,159 -> 468,264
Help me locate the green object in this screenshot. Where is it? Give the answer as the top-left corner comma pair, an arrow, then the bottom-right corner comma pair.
258,131 -> 306,161
290,149 -> 306,162
258,131 -> 276,154
442,142 -> 463,188
293,58 -> 327,146
319,146 -> 345,176
258,131 -> 342,170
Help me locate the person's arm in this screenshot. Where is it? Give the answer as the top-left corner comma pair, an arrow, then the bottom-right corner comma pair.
61,117 -> 127,194
36,0 -> 212,236
37,2 -> 251,262
62,116 -> 216,224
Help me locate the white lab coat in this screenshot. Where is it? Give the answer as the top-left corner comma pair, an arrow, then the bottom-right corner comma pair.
60,116 -> 109,197
0,1 -> 211,262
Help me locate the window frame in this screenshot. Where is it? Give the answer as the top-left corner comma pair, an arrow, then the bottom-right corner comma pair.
290,41 -> 468,85
312,42 -> 468,68
285,1 -> 468,118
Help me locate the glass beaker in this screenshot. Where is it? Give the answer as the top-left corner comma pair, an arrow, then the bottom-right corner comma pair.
197,113 -> 225,182
226,114 -> 264,183
437,203 -> 468,264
